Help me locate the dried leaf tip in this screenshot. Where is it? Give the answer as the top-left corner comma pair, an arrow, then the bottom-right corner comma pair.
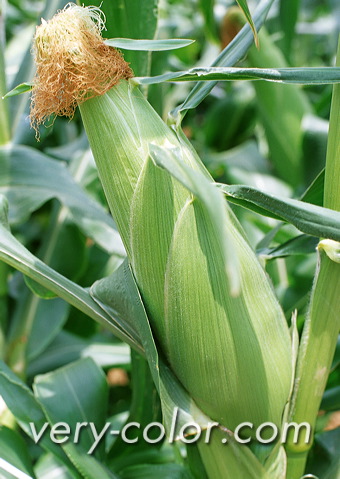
30,3 -> 133,134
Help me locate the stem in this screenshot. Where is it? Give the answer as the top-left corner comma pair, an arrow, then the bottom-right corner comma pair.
0,3 -> 11,145
286,36 -> 340,478
324,37 -> 340,210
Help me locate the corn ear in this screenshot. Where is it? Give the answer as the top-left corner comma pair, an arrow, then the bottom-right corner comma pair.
80,78 -> 292,432
32,4 -> 293,440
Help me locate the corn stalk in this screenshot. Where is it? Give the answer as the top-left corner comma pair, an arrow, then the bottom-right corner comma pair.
285,36 -> 340,478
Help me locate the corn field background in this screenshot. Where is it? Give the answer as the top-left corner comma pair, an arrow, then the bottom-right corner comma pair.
0,0 -> 339,478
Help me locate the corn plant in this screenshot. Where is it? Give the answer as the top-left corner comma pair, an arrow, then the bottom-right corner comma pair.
0,0 -> 339,478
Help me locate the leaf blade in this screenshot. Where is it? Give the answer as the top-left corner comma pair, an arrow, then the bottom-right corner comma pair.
137,67 -> 340,85
105,38 -> 194,51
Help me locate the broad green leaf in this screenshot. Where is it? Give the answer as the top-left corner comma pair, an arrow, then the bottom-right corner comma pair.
0,195 -> 142,352
246,28 -> 311,187
105,38 -> 194,51
304,428 -> 340,479
24,277 -> 57,299
0,360 -> 73,468
2,82 -> 33,99
82,0 -> 159,77
0,426 -> 35,478
33,358 -> 108,459
172,0 -> 275,118
218,183 -> 340,241
28,331 -> 130,377
0,145 -> 125,256
26,298 -> 69,361
198,0 -> 218,42
278,0 -> 301,60
136,66 -> 340,85
321,386 -> 340,411
6,282 -> 69,368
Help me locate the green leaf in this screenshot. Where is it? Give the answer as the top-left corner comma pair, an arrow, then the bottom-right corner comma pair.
278,0 -> 301,60
34,359 -> 117,479
26,298 -> 70,361
235,0 -> 259,47
218,183 -> 340,241
0,196 -> 142,352
0,145 -> 125,256
198,0 -> 218,42
0,426 -> 36,478
300,169 -> 325,206
306,429 -> 340,479
107,351 -> 161,462
34,454 -> 80,479
33,358 -> 108,459
0,360 -> 73,468
105,38 -> 194,51
320,386 -> 340,411
257,234 -> 319,260
172,0 -> 275,118
136,66 -> 340,85
245,27 -> 312,187
2,82 -> 33,99
28,331 -> 130,377
24,277 -> 57,299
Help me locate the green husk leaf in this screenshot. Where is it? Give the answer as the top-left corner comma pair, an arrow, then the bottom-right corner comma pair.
149,142 -> 240,295
91,260 -> 273,479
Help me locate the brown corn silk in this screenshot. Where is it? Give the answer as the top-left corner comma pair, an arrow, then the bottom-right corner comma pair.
30,4 -> 132,132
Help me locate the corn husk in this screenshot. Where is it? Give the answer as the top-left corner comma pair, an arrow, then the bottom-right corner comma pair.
31,4 -> 292,436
